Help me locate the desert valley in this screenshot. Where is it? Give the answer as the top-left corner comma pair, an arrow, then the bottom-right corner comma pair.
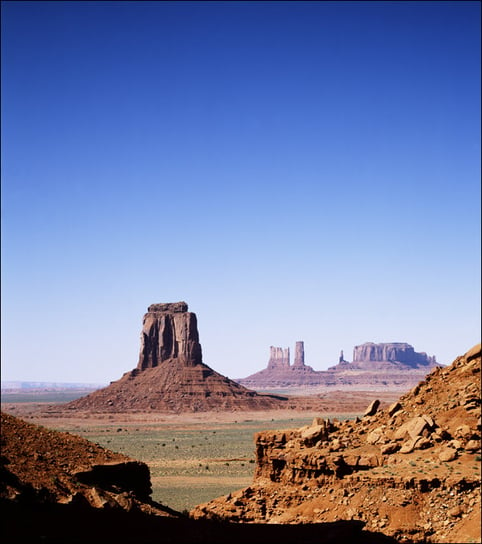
1,302 -> 480,543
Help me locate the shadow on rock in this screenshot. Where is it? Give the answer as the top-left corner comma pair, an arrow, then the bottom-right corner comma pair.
2,499 -> 399,544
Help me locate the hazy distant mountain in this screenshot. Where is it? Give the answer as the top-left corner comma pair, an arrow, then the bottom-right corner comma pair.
1,381 -> 105,392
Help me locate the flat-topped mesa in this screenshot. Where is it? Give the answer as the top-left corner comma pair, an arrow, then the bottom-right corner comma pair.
137,301 -> 202,370
293,341 -> 305,368
353,342 -> 436,368
267,346 -> 290,370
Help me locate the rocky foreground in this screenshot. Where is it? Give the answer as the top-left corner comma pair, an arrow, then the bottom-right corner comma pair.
192,344 -> 482,543
1,412 -> 396,543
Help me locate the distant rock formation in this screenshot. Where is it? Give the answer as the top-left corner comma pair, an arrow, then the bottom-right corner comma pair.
237,342 -> 441,391
65,303 -> 289,413
237,341 -> 319,389
267,346 -> 290,370
352,342 -> 436,369
293,341 -> 305,368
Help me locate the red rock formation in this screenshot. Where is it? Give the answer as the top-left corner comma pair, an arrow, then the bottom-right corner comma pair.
193,344 -> 482,544
65,303 -> 289,413
293,341 -> 305,368
267,346 -> 290,369
137,302 -> 202,369
237,342 -> 441,391
352,342 -> 437,369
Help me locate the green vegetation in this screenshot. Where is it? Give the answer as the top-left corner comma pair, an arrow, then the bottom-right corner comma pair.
68,416 -> 322,511
1,390 -> 94,403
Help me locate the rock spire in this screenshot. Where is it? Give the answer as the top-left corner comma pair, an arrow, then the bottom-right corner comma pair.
293,341 -> 305,368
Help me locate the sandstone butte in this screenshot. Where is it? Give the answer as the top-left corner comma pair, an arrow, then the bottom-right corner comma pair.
2,344 -> 480,544
192,343 -> 482,544
64,302 -> 293,413
237,341 -> 441,391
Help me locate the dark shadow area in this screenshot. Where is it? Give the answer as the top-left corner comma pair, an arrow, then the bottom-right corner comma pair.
1,499 -> 400,544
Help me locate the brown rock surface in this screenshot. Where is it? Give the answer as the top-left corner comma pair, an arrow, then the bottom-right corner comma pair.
191,344 -> 482,543
137,302 -> 202,369
0,411 -> 170,515
65,302 -> 289,413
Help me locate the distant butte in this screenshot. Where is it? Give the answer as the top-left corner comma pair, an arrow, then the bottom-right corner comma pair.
236,341 -> 442,391
66,302 -> 290,413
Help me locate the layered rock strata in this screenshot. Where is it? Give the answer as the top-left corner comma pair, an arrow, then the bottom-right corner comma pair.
65,302 -> 288,413
352,342 -> 437,369
293,341 -> 305,368
137,302 -> 202,369
237,342 -> 440,391
193,344 -> 482,544
268,347 -> 290,370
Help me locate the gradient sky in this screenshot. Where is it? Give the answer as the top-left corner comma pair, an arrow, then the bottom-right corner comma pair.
1,1 -> 480,384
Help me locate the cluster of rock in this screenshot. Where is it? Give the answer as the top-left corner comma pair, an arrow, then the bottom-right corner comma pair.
237,342 -> 441,391
267,342 -> 308,370
66,303 -> 290,413
192,344 -> 481,543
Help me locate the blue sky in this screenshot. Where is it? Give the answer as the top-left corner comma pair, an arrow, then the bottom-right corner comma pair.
2,1 -> 480,383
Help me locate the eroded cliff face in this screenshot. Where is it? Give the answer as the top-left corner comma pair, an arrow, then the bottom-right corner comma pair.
352,342 -> 436,368
137,302 -> 202,369
192,345 -> 482,544
267,346 -> 290,370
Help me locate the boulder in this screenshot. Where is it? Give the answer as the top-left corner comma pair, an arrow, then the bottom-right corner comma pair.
394,416 -> 430,441
465,440 -> 481,452
380,442 -> 400,455
366,427 -> 385,445
465,343 -> 481,362
438,448 -> 457,462
364,399 -> 380,417
301,424 -> 329,446
388,402 -> 402,416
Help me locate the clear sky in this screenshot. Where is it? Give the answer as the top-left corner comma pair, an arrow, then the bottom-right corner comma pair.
1,1 -> 480,384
